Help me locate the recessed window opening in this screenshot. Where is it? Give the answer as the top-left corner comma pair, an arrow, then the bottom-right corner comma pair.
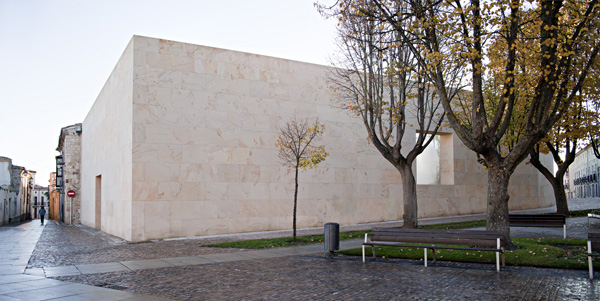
417,134 -> 441,185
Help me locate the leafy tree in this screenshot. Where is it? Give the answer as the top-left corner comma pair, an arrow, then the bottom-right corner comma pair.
353,0 -> 600,244
481,6 -> 600,215
276,117 -> 328,243
529,98 -> 599,215
590,82 -> 600,159
318,1 -> 447,228
593,139 -> 600,159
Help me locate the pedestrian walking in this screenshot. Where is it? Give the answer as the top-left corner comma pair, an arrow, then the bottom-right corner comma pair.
39,206 -> 46,225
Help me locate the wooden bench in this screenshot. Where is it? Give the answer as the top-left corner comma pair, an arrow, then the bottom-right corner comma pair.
588,232 -> 600,279
509,214 -> 566,239
362,228 -> 505,272
588,211 -> 600,227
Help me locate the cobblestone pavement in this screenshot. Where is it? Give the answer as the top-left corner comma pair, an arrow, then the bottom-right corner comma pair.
54,255 -> 600,300
28,222 -> 247,268
28,197 -> 600,299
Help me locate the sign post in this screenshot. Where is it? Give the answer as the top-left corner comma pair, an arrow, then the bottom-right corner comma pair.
67,190 -> 75,224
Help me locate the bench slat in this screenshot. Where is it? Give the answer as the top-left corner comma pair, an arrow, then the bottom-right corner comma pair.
510,222 -> 564,228
372,228 -> 504,238
363,242 -> 501,253
370,236 -> 499,247
362,228 -> 505,272
509,214 -> 565,226
371,232 -> 503,240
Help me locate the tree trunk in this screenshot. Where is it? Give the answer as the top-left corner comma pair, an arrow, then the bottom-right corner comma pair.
293,165 -> 299,243
529,149 -> 571,215
486,166 -> 513,247
399,165 -> 418,228
552,180 -> 569,215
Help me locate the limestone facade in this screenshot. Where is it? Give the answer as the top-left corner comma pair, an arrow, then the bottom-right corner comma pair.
56,124 -> 82,224
81,36 -> 554,242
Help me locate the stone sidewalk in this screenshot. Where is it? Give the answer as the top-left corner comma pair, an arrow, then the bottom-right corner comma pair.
0,221 -> 167,300
25,239 -> 362,278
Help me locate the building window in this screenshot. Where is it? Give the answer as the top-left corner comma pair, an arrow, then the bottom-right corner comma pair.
416,133 -> 454,185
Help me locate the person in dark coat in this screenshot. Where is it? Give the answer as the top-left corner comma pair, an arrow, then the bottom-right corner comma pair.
39,206 -> 46,225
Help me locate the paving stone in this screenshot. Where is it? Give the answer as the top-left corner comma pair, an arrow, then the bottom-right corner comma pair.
53,255 -> 600,300
235,250 -> 282,259
75,262 -> 130,274
43,266 -> 81,277
161,256 -> 214,266
23,268 -> 45,277
199,253 -> 243,263
120,259 -> 174,270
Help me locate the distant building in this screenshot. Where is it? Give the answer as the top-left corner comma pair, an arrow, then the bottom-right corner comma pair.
55,124 -> 82,224
567,144 -> 600,198
31,185 -> 48,219
0,156 -> 35,225
74,36 -> 554,242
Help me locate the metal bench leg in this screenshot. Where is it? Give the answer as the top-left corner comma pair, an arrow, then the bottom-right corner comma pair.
362,245 -> 366,263
589,241 -> 594,280
502,250 -> 506,267
563,225 -> 566,239
372,246 -> 375,258
431,247 -> 436,263
424,248 -> 428,267
496,238 -> 501,272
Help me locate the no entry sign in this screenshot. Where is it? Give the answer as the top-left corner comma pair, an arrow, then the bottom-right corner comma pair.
67,190 -> 75,197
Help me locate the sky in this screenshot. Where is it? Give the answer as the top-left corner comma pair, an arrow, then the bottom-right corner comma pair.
0,0 -> 338,186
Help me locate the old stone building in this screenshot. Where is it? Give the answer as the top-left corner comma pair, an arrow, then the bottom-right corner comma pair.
0,156 -> 35,225
31,185 -> 48,219
55,123 -> 82,224
78,36 -> 554,242
48,172 -> 60,221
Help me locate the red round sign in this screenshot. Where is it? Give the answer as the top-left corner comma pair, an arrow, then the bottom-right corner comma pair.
67,190 -> 75,197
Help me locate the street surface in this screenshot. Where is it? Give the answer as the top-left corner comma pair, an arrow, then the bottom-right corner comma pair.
0,198 -> 599,300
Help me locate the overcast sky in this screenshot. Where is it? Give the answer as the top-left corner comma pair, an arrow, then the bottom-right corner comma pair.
0,0 -> 338,185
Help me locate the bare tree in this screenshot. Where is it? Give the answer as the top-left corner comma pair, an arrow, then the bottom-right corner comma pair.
276,117 -> 328,243
319,1 -> 447,228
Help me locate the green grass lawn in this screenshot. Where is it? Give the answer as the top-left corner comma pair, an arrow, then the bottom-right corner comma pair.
208,230 -> 368,249
345,237 -> 594,270
207,208 -> 598,270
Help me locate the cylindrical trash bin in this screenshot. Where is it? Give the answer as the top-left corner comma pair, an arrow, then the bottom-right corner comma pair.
324,222 -> 340,252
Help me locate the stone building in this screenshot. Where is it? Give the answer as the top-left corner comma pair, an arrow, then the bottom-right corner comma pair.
55,124 -> 82,224
31,185 -> 48,219
567,143 -> 600,198
48,172 -> 60,221
79,35 -> 553,242
0,156 -> 35,225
